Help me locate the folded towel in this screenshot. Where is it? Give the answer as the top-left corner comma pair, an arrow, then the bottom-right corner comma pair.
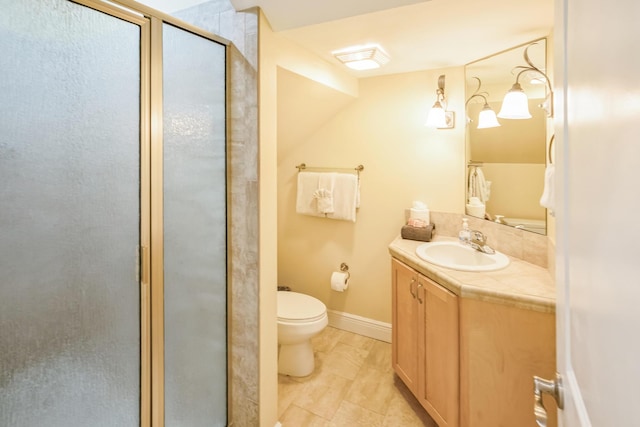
313,188 -> 334,213
401,223 -> 436,242
539,164 -> 555,213
296,171 -> 359,222
326,173 -> 359,222
296,172 -> 320,215
314,173 -> 335,214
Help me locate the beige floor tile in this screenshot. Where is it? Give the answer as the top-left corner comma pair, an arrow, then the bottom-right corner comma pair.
278,374 -> 306,417
312,326 -> 346,353
328,400 -> 385,427
322,341 -> 370,380
338,330 -> 377,351
364,340 -> 393,373
293,370 -> 353,420
278,328 -> 437,426
344,364 -> 397,415
279,404 -> 331,427
382,377 -> 437,427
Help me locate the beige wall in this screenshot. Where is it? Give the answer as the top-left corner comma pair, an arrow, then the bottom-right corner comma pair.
277,68 -> 466,324
483,163 -> 546,220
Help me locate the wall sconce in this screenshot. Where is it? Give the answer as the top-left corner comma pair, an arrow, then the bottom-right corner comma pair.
332,44 -> 390,71
425,75 -> 455,129
498,42 -> 553,119
465,77 -> 500,129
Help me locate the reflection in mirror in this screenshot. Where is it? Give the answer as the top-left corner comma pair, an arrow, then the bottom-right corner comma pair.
465,39 -> 548,235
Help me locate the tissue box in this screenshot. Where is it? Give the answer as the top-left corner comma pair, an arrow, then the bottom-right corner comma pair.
401,223 -> 436,242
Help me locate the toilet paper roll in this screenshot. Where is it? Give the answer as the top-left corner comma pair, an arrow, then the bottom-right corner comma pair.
331,271 -> 349,292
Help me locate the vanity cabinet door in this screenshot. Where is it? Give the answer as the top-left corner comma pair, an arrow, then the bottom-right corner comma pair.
391,259 -> 420,395
392,259 -> 460,427
418,274 -> 459,427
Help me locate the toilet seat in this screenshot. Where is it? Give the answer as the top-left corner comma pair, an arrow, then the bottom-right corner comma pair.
277,291 -> 326,323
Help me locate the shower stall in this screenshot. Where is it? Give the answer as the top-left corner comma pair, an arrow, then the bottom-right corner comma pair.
0,0 -> 228,425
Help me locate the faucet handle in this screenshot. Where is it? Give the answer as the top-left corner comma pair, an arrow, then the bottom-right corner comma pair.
469,229 -> 486,242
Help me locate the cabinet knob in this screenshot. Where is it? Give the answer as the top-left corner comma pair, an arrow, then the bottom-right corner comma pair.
416,282 -> 424,304
533,373 -> 564,427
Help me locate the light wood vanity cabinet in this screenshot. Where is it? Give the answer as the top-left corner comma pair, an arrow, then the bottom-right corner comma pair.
459,298 -> 557,427
392,258 -> 459,427
391,256 -> 556,427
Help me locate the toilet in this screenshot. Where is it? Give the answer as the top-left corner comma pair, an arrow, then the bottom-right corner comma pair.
277,290 -> 328,377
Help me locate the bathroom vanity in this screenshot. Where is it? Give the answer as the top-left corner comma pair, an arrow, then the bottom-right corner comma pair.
389,236 -> 556,427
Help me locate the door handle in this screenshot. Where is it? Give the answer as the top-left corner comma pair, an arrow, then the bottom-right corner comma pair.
533,373 -> 564,427
416,282 -> 424,304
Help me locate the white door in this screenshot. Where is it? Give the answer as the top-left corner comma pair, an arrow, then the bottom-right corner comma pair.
549,0 -> 640,426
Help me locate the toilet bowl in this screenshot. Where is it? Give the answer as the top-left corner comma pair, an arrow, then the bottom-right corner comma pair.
277,290 -> 328,377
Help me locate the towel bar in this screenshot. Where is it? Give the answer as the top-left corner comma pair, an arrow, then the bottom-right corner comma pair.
295,163 -> 364,179
295,163 -> 364,172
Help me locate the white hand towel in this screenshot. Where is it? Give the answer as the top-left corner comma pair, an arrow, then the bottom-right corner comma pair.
296,172 -> 320,215
314,188 -> 334,214
326,173 -> 359,222
313,173 -> 335,214
539,164 -> 555,212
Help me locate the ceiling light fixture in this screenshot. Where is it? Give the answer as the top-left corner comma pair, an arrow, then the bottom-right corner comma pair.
498,42 -> 553,119
465,77 -> 500,129
425,75 -> 455,129
332,44 -> 390,71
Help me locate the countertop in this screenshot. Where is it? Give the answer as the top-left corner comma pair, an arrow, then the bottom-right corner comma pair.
388,235 -> 555,313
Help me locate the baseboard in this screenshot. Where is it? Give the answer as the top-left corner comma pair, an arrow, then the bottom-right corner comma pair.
327,309 -> 392,343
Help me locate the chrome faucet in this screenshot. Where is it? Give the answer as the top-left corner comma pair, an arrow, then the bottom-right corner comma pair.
468,230 -> 496,254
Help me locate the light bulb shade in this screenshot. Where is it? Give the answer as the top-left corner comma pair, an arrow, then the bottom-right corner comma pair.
426,101 -> 447,128
476,104 -> 501,129
498,83 -> 532,119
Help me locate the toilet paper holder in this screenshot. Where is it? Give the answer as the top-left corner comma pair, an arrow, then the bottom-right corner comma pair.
340,262 -> 350,280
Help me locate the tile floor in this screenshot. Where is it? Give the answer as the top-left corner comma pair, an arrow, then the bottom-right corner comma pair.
277,326 -> 437,426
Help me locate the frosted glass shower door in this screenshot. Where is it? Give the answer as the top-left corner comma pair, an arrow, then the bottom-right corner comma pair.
162,24 -> 227,426
0,1 -> 142,425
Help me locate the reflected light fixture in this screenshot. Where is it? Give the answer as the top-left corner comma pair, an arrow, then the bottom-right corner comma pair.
425,75 -> 455,129
465,77 -> 500,129
332,44 -> 390,71
498,42 -> 554,119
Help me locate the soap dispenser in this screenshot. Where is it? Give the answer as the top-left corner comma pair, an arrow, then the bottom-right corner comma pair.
459,218 -> 470,245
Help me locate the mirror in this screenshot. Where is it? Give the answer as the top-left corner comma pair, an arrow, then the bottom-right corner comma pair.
464,38 -> 548,235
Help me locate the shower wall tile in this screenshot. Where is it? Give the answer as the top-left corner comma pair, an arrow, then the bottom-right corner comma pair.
227,11 -> 260,427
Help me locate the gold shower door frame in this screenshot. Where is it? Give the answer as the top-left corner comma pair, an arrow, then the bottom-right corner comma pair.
70,1 -> 229,426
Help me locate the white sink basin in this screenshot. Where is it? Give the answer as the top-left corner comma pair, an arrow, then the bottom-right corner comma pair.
415,240 -> 510,272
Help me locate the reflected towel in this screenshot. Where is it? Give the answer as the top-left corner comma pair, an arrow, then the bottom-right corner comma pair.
539,164 -> 555,213
468,166 -> 490,204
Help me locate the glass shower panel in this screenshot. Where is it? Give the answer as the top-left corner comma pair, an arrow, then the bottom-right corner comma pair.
162,24 -> 227,426
0,1 -> 141,426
